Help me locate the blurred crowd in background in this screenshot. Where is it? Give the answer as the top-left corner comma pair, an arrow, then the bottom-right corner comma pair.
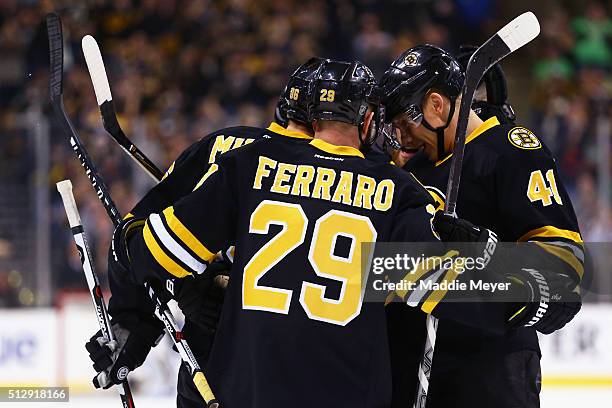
0,0 -> 610,307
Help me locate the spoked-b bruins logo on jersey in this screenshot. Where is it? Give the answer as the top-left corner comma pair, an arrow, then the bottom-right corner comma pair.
508,127 -> 541,150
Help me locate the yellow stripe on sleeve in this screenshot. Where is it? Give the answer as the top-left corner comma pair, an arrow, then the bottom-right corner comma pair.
162,207 -> 216,263
519,226 -> 583,244
193,163 -> 219,191
143,221 -> 192,278
533,241 -> 584,280
162,161 -> 175,180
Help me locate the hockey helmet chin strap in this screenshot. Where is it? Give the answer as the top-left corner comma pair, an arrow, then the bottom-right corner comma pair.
421,96 -> 457,161
358,104 -> 382,153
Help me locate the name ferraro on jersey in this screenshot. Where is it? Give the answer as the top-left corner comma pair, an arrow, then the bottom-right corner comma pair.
253,156 -> 395,211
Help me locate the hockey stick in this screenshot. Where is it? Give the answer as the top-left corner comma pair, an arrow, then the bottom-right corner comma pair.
81,34 -> 164,182
47,13 -> 220,408
57,180 -> 136,407
47,14 -> 135,408
444,11 -> 540,216
413,12 -> 541,408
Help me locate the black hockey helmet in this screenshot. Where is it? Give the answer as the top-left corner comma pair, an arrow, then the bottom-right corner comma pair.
274,97 -> 290,127
275,57 -> 327,128
456,45 -> 516,124
308,59 -> 382,148
379,44 -> 464,158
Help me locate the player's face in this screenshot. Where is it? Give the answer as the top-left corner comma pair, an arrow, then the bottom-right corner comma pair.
391,112 -> 439,162
387,132 -> 417,167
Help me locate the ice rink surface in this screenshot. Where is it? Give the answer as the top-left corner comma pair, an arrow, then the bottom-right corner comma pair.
9,388 -> 612,407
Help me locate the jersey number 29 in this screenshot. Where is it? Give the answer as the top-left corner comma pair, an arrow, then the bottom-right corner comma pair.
242,200 -> 377,326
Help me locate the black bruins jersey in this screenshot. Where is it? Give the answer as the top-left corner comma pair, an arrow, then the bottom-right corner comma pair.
126,136 -> 440,408
130,122 -> 312,217
108,123 -> 313,356
397,116 -> 583,390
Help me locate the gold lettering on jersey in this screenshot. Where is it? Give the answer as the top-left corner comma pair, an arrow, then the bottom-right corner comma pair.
271,163 -> 297,195
232,138 -> 245,149
331,171 -> 354,205
291,165 -> 315,197
253,156 -> 277,189
208,135 -> 255,163
312,168 -> 336,200
374,180 -> 394,211
253,156 -> 396,212
353,175 -> 376,210
209,136 -> 235,163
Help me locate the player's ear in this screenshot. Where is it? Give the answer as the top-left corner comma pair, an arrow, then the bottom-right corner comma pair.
428,92 -> 445,117
362,109 -> 374,139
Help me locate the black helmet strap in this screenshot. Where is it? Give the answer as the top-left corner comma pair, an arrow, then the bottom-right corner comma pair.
421,96 -> 456,161
357,102 -> 375,152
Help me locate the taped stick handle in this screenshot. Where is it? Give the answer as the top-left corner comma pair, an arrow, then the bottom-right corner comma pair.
56,180 -> 81,228
193,371 -> 220,408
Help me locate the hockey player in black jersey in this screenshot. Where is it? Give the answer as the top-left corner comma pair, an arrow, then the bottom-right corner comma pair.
84,58 -> 326,407
379,44 -> 583,408
103,58 -> 513,407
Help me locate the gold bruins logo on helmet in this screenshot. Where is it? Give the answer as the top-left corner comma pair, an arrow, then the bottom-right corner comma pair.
508,127 -> 541,150
404,52 -> 418,67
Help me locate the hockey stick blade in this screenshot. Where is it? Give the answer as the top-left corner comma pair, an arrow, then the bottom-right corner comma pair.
46,16 -> 122,224
82,35 -> 164,181
81,35 -> 112,105
444,11 -> 540,216
46,13 -> 63,100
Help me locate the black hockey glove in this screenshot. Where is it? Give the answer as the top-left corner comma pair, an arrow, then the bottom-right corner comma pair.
109,217 -> 146,283
433,211 -> 491,242
456,44 -> 516,125
175,260 -> 229,334
506,268 -> 582,334
85,317 -> 164,389
432,211 -> 498,267
433,213 -> 582,334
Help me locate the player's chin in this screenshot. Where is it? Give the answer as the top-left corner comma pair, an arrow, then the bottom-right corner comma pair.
420,145 -> 437,162
399,145 -> 421,162
398,150 -> 415,163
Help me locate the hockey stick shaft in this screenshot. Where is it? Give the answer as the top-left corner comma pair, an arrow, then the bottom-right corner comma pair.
444,12 -> 540,216
47,14 -> 135,408
56,180 -> 136,408
47,13 -> 219,408
414,12 -> 541,408
414,315 -> 437,408
81,35 -> 164,181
